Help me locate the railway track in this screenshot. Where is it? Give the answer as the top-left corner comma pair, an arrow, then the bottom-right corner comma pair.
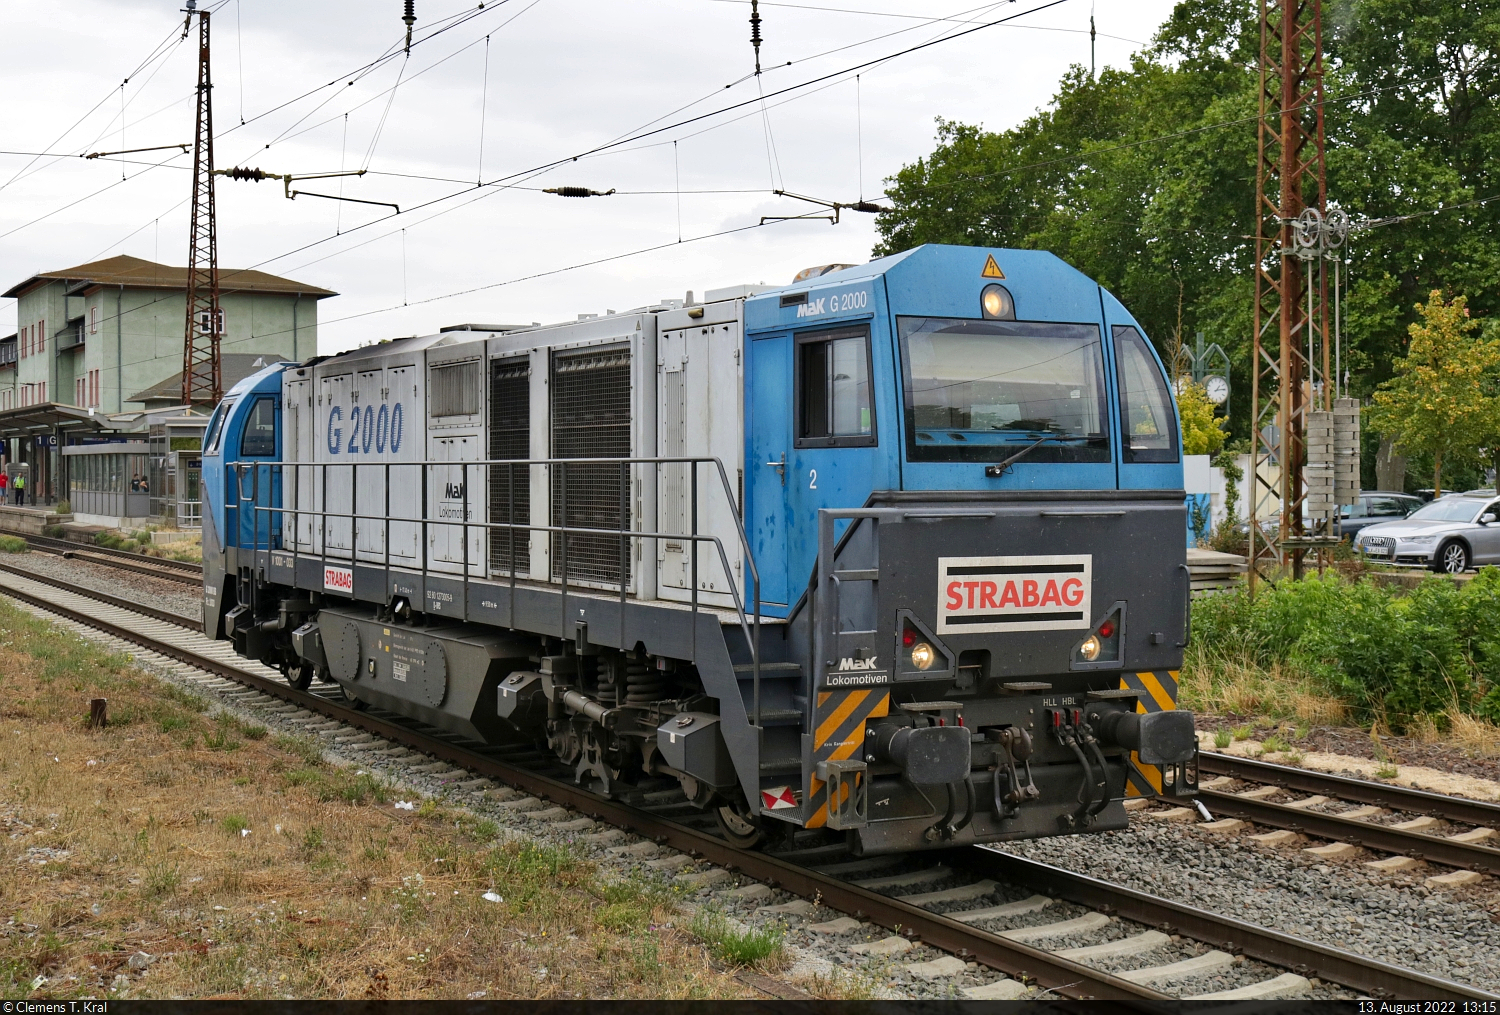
1188,752 -> 1500,876
0,565 -> 1491,1002
19,532 -> 203,586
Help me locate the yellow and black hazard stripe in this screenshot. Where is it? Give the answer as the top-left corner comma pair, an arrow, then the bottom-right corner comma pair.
803,687 -> 889,829
1120,670 -> 1179,797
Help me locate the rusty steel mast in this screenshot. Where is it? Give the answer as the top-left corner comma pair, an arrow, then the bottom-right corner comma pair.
1248,0 -> 1341,585
181,1 -> 222,408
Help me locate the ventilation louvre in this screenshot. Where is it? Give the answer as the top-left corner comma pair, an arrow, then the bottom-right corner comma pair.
429,360 -> 482,418
488,358 -> 530,575
551,346 -> 632,586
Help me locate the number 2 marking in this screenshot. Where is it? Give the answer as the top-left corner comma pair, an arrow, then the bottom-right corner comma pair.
809,469 -> 818,490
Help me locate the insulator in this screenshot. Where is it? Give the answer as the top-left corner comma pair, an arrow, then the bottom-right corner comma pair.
849,201 -> 887,214
223,167 -> 270,181
542,186 -> 616,198
750,0 -> 763,74
624,659 -> 666,703
403,0 -> 416,26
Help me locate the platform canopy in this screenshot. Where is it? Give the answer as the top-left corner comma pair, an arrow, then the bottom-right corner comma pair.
0,402 -> 117,442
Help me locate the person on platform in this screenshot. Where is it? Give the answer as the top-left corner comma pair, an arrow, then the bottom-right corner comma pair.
13,472 -> 24,506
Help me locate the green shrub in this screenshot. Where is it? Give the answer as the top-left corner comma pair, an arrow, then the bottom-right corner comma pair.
54,500 -> 70,515
0,535 -> 27,554
1190,568 -> 1500,728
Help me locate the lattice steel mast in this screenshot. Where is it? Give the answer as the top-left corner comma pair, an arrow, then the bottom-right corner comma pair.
181,0 -> 222,408
1249,0 -> 1333,584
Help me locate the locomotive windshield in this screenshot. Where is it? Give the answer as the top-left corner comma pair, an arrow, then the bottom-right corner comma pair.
898,318 -> 1109,463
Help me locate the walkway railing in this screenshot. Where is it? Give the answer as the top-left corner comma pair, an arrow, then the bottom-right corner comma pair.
229,456 -> 766,726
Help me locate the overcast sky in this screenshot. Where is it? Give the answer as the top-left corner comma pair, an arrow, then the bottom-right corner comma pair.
1,0 -> 1179,354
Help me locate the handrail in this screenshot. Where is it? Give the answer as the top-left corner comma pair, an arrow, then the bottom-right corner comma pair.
229,455 -> 764,728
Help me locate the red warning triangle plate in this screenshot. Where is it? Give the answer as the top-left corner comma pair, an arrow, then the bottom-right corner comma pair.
761,786 -> 798,810
982,254 -> 1005,279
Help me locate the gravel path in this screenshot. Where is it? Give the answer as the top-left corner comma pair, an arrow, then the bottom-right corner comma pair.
1005,820 -> 1500,993
0,551 -> 201,622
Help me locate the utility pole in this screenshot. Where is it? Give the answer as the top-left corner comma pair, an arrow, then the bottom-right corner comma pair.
181,0 -> 221,408
1248,0 -> 1335,585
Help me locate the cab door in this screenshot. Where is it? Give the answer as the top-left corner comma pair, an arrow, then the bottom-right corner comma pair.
234,394 -> 282,549
747,324 -> 881,613
1104,291 -> 1182,490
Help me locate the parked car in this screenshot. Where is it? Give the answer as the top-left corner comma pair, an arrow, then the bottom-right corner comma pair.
1338,491 -> 1424,541
1352,493 -> 1500,573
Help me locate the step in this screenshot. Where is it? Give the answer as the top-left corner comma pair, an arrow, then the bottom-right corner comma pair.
747,708 -> 803,726
734,662 -> 802,675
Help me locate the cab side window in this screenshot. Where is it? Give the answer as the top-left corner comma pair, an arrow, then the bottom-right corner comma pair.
1113,325 -> 1178,463
204,401 -> 234,456
240,397 -> 277,457
797,326 -> 875,448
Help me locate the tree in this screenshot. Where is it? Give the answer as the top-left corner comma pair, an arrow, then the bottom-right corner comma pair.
1367,292 -> 1500,496
872,0 -> 1500,445
1177,381 -> 1228,456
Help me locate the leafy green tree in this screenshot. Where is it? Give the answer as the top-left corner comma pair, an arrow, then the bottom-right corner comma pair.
1177,381 -> 1228,456
872,0 -> 1500,444
1366,292 -> 1500,495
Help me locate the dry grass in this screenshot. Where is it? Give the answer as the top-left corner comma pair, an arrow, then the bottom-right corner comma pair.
0,597 -> 754,1001
1179,648 -> 1350,727
1444,712 -> 1500,758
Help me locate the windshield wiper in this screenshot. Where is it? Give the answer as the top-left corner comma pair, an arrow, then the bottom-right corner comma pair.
984,434 -> 1105,477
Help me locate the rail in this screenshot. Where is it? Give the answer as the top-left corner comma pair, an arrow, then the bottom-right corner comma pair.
229,456 -> 766,726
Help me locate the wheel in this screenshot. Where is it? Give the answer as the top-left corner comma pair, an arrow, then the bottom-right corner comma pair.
287,663 -> 314,691
714,798 -> 764,849
1435,541 -> 1470,574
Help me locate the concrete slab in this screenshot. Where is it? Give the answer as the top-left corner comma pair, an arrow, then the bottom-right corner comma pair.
903,955 -> 968,980
1000,912 -> 1112,943
1284,795 -> 1330,809
1119,949 -> 1235,985
1426,870 -> 1484,889
949,894 -> 1054,924
849,936 -> 913,957
1144,807 -> 1196,823
1340,805 -> 1387,820
581,828 -> 627,846
1390,815 -> 1440,831
963,979 -> 1030,1000
1303,841 -> 1360,858
758,899 -> 817,917
1196,818 -> 1247,834
607,840 -> 658,857
808,917 -> 863,935
1185,972 -> 1313,1000
485,785 -> 523,802
1448,827 -> 1495,843
1122,797 -> 1149,812
644,853 -> 692,870
1364,855 -> 1421,871
1054,930 -> 1171,961
901,879 -> 998,908
852,865 -> 951,889
677,868 -> 730,889
549,817 -> 596,832
1197,776 -> 1235,791
526,806 -> 572,821
1249,829 -> 1301,846
724,883 -> 773,901
1236,785 -> 1281,800
496,796 -> 544,812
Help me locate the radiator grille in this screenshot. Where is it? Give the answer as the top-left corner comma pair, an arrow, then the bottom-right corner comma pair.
488,358 -> 530,575
551,346 -> 631,585
429,360 -> 482,418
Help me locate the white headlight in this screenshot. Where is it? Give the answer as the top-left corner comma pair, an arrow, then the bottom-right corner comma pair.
1406,535 -> 1436,545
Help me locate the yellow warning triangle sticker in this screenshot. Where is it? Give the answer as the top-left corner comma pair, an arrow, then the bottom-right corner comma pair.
981,254 -> 1005,279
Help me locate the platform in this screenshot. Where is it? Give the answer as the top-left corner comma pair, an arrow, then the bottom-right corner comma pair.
0,505 -> 72,536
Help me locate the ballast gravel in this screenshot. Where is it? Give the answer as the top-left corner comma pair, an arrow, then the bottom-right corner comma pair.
1005,820 -> 1500,993
0,551 -> 201,621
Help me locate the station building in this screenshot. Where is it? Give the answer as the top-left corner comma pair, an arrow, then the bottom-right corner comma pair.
0,255 -> 334,527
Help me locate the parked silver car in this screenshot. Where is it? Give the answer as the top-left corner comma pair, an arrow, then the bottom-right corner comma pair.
1353,494 -> 1500,573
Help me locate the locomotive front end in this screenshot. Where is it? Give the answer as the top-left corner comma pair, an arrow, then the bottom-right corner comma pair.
796,495 -> 1197,854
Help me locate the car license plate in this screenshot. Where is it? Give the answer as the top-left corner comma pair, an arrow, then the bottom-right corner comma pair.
1364,545 -> 1390,556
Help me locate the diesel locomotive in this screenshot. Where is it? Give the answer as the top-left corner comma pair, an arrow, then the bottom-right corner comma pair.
201,243 -> 1198,855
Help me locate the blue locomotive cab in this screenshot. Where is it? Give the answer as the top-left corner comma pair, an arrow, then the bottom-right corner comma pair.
202,363 -> 288,640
